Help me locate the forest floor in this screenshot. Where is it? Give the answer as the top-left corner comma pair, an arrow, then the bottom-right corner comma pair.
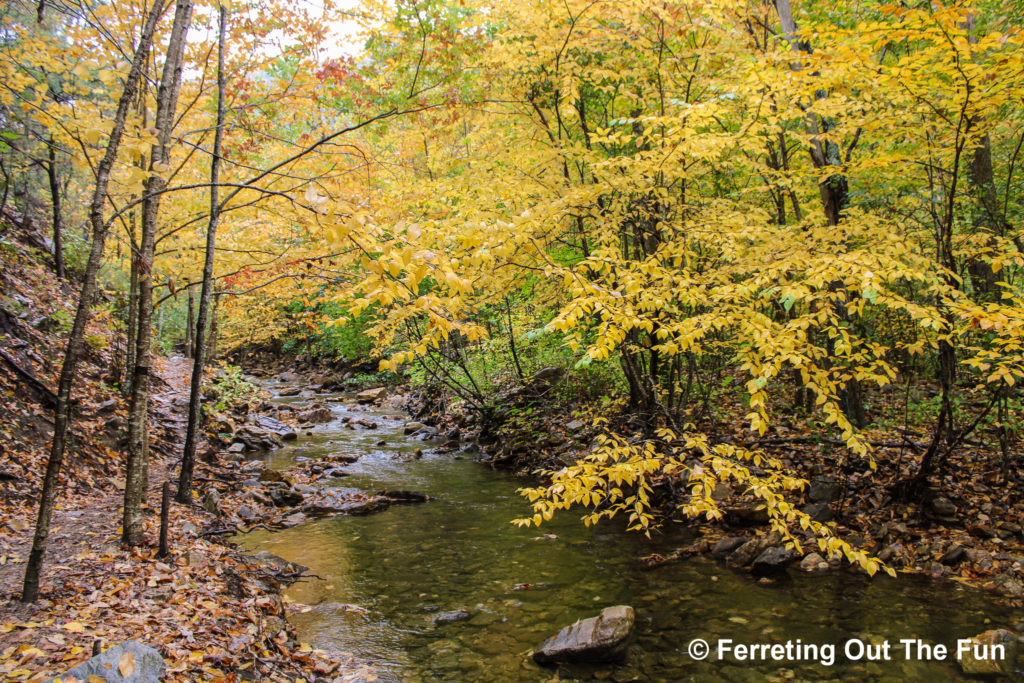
0,217 -> 373,681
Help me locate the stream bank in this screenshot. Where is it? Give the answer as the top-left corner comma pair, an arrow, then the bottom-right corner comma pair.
225,370 -> 1023,682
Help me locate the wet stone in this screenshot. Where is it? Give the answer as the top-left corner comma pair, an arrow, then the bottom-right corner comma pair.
534,605 -> 635,665
712,537 -> 747,559
929,496 -> 957,518
799,552 -> 829,572
726,538 -> 763,568
751,546 -> 797,576
941,543 -> 966,565
958,629 -> 1018,675
435,609 -> 472,624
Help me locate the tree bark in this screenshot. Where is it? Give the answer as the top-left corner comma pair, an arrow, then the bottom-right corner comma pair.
46,138 -> 64,279
123,0 -> 194,546
185,284 -> 195,358
22,0 -> 165,603
208,291 -> 220,362
961,13 -> 1003,298
123,245 -> 139,397
178,3 -> 228,504
966,135 -> 1003,296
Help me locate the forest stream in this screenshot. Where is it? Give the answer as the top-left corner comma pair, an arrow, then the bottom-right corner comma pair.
232,378 -> 1020,682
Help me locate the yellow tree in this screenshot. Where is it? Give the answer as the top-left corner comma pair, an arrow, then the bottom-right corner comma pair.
318,0 -> 1023,573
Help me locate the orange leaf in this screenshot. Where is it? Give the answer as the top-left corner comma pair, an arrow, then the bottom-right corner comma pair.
118,651 -> 136,678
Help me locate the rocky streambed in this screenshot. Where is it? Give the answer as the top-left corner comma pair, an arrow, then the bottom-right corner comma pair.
224,375 -> 1022,682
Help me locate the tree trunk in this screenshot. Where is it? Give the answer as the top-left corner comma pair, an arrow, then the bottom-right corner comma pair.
46,138 -> 64,279
775,0 -> 866,429
208,291 -> 220,363
123,92 -> 148,397
966,134 -> 1002,297
185,284 -> 194,358
22,0 -> 165,603
123,245 -> 139,397
123,0 -> 193,547
178,3 -> 228,504
962,14 -> 1004,298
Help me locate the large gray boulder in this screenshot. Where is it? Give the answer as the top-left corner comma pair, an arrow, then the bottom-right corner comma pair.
46,640 -> 165,682
533,605 -> 635,665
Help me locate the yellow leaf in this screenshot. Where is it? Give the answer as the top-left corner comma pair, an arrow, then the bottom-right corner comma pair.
118,651 -> 136,678
82,128 -> 103,145
63,620 -> 85,634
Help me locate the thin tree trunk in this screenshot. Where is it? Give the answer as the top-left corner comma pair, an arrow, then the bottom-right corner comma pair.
123,0 -> 193,546
22,0 -> 165,603
208,291 -> 220,362
962,14 -> 1003,298
123,245 -> 139,397
505,296 -> 524,381
185,284 -> 194,358
178,3 -> 228,503
46,138 -> 64,279
0,159 -> 10,215
966,133 -> 1002,297
123,88 -> 148,397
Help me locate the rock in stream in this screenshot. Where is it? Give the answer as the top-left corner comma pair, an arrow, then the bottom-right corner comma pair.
533,605 -> 635,665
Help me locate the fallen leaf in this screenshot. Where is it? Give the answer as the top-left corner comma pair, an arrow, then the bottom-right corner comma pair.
118,651 -> 135,677
63,621 -> 85,634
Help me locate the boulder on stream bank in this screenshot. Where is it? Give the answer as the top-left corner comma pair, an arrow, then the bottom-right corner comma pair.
356,387 -> 387,405
45,640 -> 165,683
751,546 -> 798,576
533,605 -> 635,665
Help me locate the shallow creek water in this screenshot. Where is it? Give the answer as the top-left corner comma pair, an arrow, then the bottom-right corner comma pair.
233,380 -> 1021,682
